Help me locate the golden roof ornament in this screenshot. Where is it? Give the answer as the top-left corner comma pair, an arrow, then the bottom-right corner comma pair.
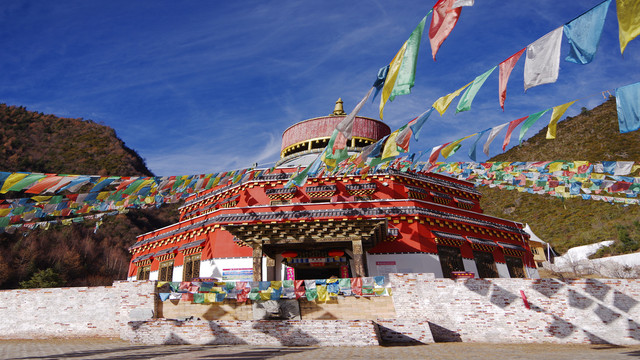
332,98 -> 346,115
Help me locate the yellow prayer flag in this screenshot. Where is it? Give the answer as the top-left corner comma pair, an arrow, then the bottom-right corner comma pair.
381,128 -> 401,160
97,191 -> 110,200
0,173 -> 29,194
30,196 -> 52,203
317,285 -> 329,302
204,293 -> 216,304
617,0 -> 640,54
380,42 -> 408,119
441,133 -> 477,158
432,82 -> 472,116
0,208 -> 11,216
546,100 -> 576,139
548,162 -> 564,173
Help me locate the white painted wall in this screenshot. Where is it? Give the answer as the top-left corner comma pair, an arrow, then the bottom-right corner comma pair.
462,258 -> 479,277
366,253 -> 444,278
149,270 -> 158,281
527,266 -> 540,279
496,263 -> 510,278
172,265 -> 183,282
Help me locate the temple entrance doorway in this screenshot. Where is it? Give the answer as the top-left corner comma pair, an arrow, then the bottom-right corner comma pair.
293,265 -> 341,280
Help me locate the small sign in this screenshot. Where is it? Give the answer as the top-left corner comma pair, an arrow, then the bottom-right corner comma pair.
222,268 -> 253,281
286,266 -> 295,280
376,261 -> 397,276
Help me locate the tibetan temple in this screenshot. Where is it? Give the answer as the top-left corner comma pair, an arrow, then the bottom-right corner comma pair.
128,100 -> 538,283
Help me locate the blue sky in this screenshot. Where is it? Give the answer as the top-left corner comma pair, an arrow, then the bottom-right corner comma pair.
1,1 -> 638,176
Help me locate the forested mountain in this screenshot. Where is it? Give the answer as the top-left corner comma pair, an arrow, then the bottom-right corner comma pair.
0,105 -> 178,289
480,98 -> 640,256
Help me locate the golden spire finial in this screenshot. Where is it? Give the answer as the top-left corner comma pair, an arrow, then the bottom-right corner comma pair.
333,98 -> 346,115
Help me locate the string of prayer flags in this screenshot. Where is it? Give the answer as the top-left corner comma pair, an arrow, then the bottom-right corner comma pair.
524,27 -> 563,91
433,82 -> 472,116
519,109 -> 550,143
547,100 -> 577,139
615,81 -> 640,133
456,66 -> 497,113
616,0 -> 640,54
564,0 -> 611,64
499,48 -> 525,110
429,0 -> 462,61
389,13 -> 429,101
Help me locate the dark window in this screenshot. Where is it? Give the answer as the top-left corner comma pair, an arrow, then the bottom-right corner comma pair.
183,254 -> 201,282
270,200 -> 290,206
473,251 -> 498,278
159,260 -> 174,282
354,195 -> 372,201
310,198 -> 331,203
137,265 -> 150,280
437,245 -> 465,278
505,256 -> 526,278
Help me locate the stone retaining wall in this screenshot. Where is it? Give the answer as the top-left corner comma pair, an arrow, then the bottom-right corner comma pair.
124,319 -> 380,346
389,273 -> 640,345
0,280 -> 155,339
2,275 -> 639,346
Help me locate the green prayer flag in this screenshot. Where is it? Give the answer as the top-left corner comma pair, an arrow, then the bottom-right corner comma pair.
194,293 -> 205,304
456,66 -> 496,113
390,14 -> 428,101
7,174 -> 47,192
519,109 -> 550,143
305,288 -> 318,301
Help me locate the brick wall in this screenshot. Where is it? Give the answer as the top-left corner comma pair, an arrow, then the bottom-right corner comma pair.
389,274 -> 640,345
124,319 -> 380,346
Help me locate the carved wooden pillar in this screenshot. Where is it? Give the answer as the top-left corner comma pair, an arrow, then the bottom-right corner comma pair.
252,243 -> 263,282
351,239 -> 365,277
265,253 -> 276,281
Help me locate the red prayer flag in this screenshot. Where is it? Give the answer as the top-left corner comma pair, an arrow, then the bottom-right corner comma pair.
294,280 -> 305,299
351,277 -> 363,296
499,48 -> 525,110
429,0 -> 462,61
429,143 -> 450,164
502,116 -> 528,151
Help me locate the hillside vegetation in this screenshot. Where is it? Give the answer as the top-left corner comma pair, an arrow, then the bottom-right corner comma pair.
0,104 -> 152,176
481,98 -> 640,256
0,105 -> 178,289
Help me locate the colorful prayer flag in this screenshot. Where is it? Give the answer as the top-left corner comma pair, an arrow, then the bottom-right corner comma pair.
429,0 -> 462,60
433,82 -> 472,115
503,116 -> 528,151
564,0 -> 611,64
499,48 -> 525,110
524,27 -> 563,91
615,81 -> 640,133
483,123 -> 508,156
519,109 -> 550,143
456,66 -> 497,113
547,100 -> 577,139
616,0 -> 640,54
390,13 -> 428,101
380,42 -> 408,119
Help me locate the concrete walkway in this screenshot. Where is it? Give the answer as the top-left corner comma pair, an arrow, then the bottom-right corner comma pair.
2,338 -> 640,360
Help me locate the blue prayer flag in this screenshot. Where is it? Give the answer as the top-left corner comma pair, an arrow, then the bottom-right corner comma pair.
616,82 -> 640,133
563,0 -> 611,64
